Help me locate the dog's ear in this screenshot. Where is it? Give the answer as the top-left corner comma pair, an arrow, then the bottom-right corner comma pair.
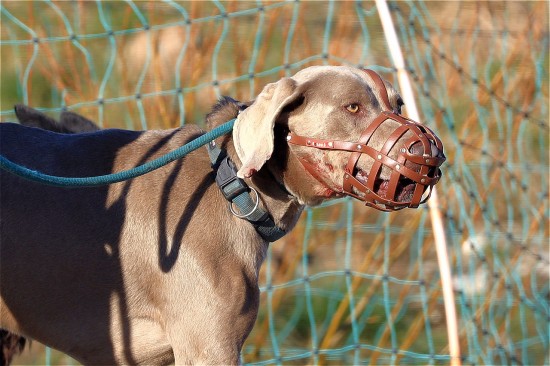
14,104 -> 60,131
15,105 -> 101,134
60,111 -> 100,133
233,77 -> 302,178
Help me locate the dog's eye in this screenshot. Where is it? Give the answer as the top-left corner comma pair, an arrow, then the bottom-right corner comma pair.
346,103 -> 360,113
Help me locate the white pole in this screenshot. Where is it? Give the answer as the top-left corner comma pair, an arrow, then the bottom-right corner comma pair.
374,1 -> 461,365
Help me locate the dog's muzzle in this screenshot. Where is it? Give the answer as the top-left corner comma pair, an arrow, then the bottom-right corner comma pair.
286,69 -> 445,212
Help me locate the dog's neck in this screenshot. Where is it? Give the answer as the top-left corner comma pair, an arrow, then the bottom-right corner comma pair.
205,97 -> 305,235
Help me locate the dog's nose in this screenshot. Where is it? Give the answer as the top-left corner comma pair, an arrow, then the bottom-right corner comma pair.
409,140 -> 445,160
407,139 -> 445,179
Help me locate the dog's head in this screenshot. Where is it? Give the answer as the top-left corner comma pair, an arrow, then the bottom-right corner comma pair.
235,66 -> 445,210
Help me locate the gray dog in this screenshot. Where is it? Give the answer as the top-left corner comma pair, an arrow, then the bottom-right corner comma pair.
0,66 -> 444,365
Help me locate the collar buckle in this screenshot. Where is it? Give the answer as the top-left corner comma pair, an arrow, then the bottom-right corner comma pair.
215,156 -> 249,201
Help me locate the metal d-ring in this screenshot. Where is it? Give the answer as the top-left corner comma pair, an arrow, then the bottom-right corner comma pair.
229,187 -> 260,219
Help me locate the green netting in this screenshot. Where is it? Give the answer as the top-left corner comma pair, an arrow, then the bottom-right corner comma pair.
1,1 -> 548,365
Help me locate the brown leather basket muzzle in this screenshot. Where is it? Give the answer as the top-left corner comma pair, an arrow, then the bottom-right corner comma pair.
287,69 -> 446,212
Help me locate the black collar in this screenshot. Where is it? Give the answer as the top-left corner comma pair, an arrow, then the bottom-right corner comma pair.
207,141 -> 287,242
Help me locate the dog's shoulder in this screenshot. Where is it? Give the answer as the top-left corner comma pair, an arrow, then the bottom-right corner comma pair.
135,125 -> 205,151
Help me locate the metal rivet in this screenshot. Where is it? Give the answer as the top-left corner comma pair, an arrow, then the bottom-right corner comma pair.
425,159 -> 430,164
286,135 -> 291,141
328,142 -> 334,148
307,140 -> 311,145
344,174 -> 349,179
357,144 -> 362,150
421,178 -> 426,183
366,189 -> 370,194
377,154 -> 382,160
400,148 -> 407,153
396,164 -> 400,170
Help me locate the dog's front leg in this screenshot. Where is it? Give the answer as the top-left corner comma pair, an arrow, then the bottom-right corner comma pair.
165,263 -> 261,365
167,312 -> 248,365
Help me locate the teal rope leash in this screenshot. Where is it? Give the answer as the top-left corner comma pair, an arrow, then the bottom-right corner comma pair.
0,119 -> 235,187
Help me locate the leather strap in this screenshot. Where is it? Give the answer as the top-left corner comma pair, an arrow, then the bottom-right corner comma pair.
287,132 -> 441,186
363,69 -> 393,111
286,69 -> 445,211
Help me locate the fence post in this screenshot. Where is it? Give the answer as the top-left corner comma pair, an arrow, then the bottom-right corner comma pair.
374,1 -> 461,365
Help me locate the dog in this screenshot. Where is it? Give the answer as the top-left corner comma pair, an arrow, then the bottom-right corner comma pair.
0,66 -> 445,365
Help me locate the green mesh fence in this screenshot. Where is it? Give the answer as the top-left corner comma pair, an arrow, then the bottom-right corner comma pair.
1,1 -> 548,365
